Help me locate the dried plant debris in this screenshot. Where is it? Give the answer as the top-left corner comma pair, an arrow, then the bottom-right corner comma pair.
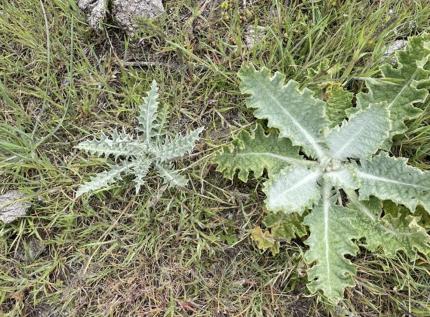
0,190 -> 31,224
78,0 -> 164,32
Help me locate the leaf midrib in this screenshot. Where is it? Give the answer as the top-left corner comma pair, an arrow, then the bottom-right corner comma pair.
234,152 -> 316,166
357,170 -> 430,191
260,80 -> 326,160
332,119 -> 369,157
386,68 -> 418,110
321,180 -> 332,294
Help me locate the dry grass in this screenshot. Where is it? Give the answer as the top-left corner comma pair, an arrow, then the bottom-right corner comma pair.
1,0 -> 430,316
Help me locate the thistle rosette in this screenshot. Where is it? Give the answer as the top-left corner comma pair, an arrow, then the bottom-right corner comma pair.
76,81 -> 203,196
214,34 -> 430,303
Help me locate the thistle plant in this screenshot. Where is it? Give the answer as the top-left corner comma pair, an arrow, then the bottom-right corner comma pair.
214,34 -> 430,303
76,81 -> 203,197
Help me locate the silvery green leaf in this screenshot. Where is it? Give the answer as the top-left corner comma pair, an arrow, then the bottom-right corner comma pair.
138,80 -> 160,141
156,163 -> 188,187
214,124 -> 304,182
132,157 -> 152,193
75,130 -> 143,160
326,104 -> 390,160
76,81 -> 202,197
356,34 -> 430,142
212,36 -> 430,304
76,162 -> 133,197
239,65 -> 329,160
264,166 -> 321,215
357,152 -> 430,213
155,127 -> 203,161
304,181 -> 359,303
347,197 -> 430,258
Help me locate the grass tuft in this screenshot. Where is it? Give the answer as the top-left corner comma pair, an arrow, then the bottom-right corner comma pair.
1,0 -> 430,315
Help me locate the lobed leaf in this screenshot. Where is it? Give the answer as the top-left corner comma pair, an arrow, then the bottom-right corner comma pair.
132,157 -> 152,193
214,124 -> 303,182
75,130 -> 143,160
263,211 -> 307,241
250,226 -> 280,255
239,65 -> 329,160
304,182 -> 360,303
264,166 -> 321,215
76,81 -> 203,196
326,104 -> 390,160
357,152 -> 430,213
356,34 -> 430,142
348,197 -> 430,258
156,163 -> 188,187
155,127 -> 204,161
138,80 -> 160,141
76,162 -> 133,197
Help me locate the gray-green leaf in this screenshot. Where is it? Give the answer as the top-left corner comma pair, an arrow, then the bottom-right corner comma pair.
214,124 -> 303,182
239,65 -> 329,160
326,104 -> 390,160
264,166 -> 321,215
357,153 -> 430,213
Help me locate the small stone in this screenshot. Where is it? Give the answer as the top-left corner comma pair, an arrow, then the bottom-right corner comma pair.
112,0 -> 164,33
383,40 -> 407,57
0,190 -> 31,224
77,0 -> 164,33
244,25 -> 265,49
77,0 -> 108,29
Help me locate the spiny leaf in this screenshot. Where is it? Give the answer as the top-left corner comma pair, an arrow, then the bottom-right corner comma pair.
156,163 -> 188,187
304,182 -> 359,303
215,43 -> 430,303
357,152 -> 430,213
76,81 -> 203,196
76,162 -> 133,197
138,80 -> 160,141
132,157 -> 152,193
324,82 -> 354,127
214,124 -> 302,182
348,197 -> 430,258
250,226 -> 280,255
356,34 -> 430,142
239,64 -> 329,160
75,130 -> 143,160
155,127 -> 204,161
326,104 -> 391,160
264,166 -> 321,215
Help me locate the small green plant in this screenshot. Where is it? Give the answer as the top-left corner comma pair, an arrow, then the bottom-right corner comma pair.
214,35 -> 430,303
76,81 -> 204,197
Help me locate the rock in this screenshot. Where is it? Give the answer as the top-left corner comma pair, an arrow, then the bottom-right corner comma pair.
112,0 -> 164,33
383,40 -> 407,57
244,25 -> 265,49
78,0 -> 164,33
0,190 -> 31,224
77,0 -> 108,29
